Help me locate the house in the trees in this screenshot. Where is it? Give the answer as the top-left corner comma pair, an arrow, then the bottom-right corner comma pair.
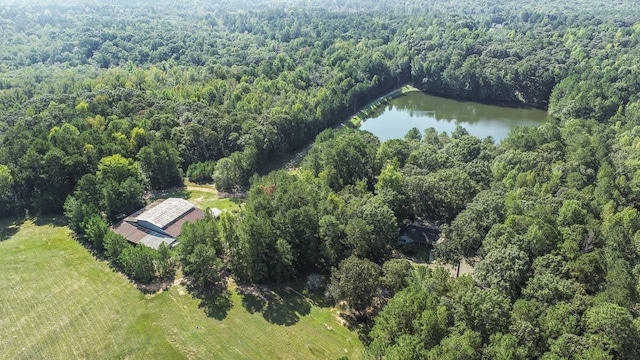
399,222 -> 441,247
112,198 -> 205,249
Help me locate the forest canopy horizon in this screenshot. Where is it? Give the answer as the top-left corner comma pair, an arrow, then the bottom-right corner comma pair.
2,0 -> 640,359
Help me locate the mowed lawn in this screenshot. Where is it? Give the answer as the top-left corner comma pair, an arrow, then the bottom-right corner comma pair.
151,183 -> 242,213
0,219 -> 363,359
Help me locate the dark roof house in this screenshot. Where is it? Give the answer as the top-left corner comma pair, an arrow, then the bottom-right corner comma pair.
399,222 -> 441,246
112,198 -> 205,249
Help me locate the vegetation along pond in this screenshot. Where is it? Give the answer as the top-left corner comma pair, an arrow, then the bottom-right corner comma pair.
359,91 -> 550,142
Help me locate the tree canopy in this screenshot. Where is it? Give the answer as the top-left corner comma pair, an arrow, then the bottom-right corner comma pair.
2,1 -> 640,358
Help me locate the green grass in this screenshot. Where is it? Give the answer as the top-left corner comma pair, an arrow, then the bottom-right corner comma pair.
0,219 -> 363,359
188,191 -> 240,212
150,184 -> 241,213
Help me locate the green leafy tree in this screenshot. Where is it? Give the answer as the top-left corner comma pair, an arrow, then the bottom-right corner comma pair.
178,218 -> 223,286
349,197 -> 397,263
102,176 -> 145,221
380,334 -> 428,360
545,334 -> 612,360
454,287 -> 512,342
584,303 -> 640,360
274,238 -> 294,281
381,259 -> 412,295
0,164 -> 15,216
184,244 -> 223,287
63,195 -> 99,234
156,243 -> 174,278
406,168 -> 478,220
439,190 -> 505,262
329,256 -> 381,313
473,246 -> 529,299
213,156 -> 240,190
137,141 -> 183,189
405,127 -> 422,142
96,154 -> 140,184
119,245 -> 157,283
483,333 -> 528,360
82,214 -> 109,251
103,232 -> 131,267
426,330 -> 481,360
540,302 -> 580,341
522,273 -> 576,305
369,285 -> 447,358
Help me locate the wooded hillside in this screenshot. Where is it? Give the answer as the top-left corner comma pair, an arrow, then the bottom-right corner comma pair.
2,1 -> 640,358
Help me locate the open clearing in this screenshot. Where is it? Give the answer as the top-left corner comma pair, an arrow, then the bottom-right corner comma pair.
150,182 -> 242,213
0,219 -> 363,359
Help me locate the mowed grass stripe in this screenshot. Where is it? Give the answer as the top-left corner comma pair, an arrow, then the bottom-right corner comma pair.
0,220 -> 363,359
0,222 -> 136,359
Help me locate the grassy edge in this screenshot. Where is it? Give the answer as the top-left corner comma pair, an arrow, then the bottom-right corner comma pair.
348,85 -> 420,127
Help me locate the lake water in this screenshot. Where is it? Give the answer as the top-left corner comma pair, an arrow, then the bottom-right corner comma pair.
359,92 -> 549,142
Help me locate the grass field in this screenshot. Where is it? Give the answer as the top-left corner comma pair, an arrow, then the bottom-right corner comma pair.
0,219 -> 363,359
150,182 -> 242,213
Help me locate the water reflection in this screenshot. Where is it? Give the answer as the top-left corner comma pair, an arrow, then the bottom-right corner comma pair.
360,92 -> 549,142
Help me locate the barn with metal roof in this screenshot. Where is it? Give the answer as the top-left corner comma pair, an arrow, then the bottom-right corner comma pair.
111,198 -> 205,249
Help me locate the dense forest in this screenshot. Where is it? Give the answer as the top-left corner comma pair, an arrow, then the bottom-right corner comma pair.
3,0 -> 640,358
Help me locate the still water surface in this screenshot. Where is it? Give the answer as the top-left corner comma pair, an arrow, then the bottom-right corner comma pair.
359,92 -> 549,142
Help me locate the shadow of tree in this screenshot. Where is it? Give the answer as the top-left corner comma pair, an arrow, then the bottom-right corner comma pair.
188,282 -> 233,321
0,215 -> 68,242
33,216 -> 67,228
240,290 -> 265,314
134,271 -> 177,295
230,198 -> 243,205
150,187 -> 190,201
263,290 -> 311,326
339,310 -> 374,345
304,289 -> 333,308
237,285 -> 311,326
0,217 -> 24,242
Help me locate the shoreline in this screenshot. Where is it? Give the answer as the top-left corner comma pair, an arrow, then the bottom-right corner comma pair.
259,84 -> 549,174
418,89 -> 549,111
348,86 -> 548,128
257,84 -> 421,174
348,85 -> 421,127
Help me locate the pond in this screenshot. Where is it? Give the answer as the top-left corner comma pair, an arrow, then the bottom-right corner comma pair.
359,91 -> 549,142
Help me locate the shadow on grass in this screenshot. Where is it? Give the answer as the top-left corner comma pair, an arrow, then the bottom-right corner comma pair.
135,271 -> 177,295
0,217 -> 24,242
240,289 -> 265,314
150,187 -> 190,201
0,215 -> 68,242
237,284 -> 311,326
188,282 -> 233,321
32,215 -> 67,228
339,310 -> 375,346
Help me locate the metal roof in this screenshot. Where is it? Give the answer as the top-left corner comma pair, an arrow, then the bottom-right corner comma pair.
163,208 -> 206,238
135,198 -> 195,229
138,231 -> 176,250
112,221 -> 147,244
209,208 -> 223,218
112,220 -> 176,249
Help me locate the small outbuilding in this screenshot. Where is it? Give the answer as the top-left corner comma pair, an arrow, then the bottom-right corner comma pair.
112,198 -> 205,249
209,207 -> 223,218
